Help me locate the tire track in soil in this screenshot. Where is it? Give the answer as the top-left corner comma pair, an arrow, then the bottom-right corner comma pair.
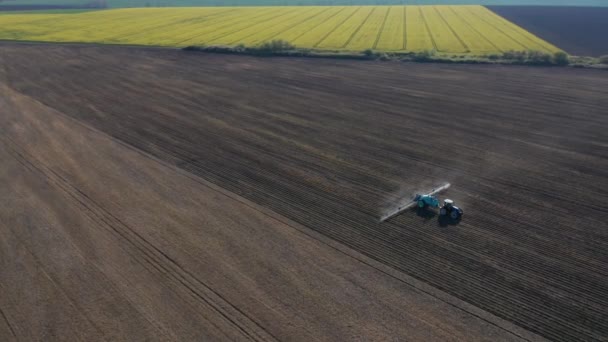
29,105 -> 608,340
342,8 -> 376,49
245,8 -> 327,46
177,8 -> 291,46
313,6 -> 361,48
207,9 -> 303,46
290,7 -> 347,45
402,6 -> 407,50
419,6 -> 438,51
463,6 -> 527,51
83,113 -> 608,341
1,136 -> 278,342
111,8 -> 237,43
449,6 -> 502,53
0,227 -> 109,341
225,7 -> 320,46
372,7 -> 390,50
0,307 -> 16,339
433,6 -> 469,53
1,80 -> 536,341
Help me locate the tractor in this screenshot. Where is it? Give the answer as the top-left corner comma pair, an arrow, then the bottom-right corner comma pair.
380,183 -> 464,222
414,194 -> 440,208
439,199 -> 463,220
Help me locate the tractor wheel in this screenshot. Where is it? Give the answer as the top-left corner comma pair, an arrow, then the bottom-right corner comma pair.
440,208 -> 447,216
450,210 -> 460,220
418,200 -> 425,208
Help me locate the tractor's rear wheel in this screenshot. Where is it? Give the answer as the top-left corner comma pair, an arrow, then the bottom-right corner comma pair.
418,200 -> 425,208
440,208 -> 447,216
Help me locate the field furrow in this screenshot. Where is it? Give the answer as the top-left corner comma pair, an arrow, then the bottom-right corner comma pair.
455,5 -> 525,52
4,44 -> 605,341
316,6 -> 373,49
108,8 -> 248,44
345,6 -> 388,51
405,6 -> 434,51
176,8 -> 285,46
233,7 -> 327,46
375,6 -> 405,51
420,6 -> 466,53
266,7 -> 344,44
469,5 -> 559,53
25,9 -> 194,41
446,6 -> 501,53
193,8 -> 294,45
217,7 -> 317,45
92,13 -> 220,43
435,5 -> 494,53
294,6 -> 360,48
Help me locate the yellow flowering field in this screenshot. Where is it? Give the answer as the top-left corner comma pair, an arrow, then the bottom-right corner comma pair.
0,5 -> 561,54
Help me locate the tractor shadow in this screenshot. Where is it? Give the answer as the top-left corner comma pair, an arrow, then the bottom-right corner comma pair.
414,207 -> 437,220
438,215 -> 462,227
410,208 -> 461,227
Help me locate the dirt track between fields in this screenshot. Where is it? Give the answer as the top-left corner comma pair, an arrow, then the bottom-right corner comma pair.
1,43 -> 607,341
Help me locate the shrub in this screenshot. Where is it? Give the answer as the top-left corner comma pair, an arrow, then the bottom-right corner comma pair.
553,51 -> 570,65
256,40 -> 295,53
526,50 -> 552,65
376,52 -> 392,61
599,55 -> 608,64
234,43 -> 246,53
363,49 -> 374,57
487,54 -> 500,60
502,50 -> 565,65
412,49 -> 435,62
502,50 -> 526,62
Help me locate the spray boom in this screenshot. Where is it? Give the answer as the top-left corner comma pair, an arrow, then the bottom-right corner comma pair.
380,183 -> 451,222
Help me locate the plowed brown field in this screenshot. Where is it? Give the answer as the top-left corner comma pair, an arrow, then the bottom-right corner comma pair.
488,6 -> 608,57
1,43 -> 607,341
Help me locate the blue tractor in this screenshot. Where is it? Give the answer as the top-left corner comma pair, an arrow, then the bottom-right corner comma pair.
380,183 -> 463,222
439,199 -> 463,220
414,195 -> 463,220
